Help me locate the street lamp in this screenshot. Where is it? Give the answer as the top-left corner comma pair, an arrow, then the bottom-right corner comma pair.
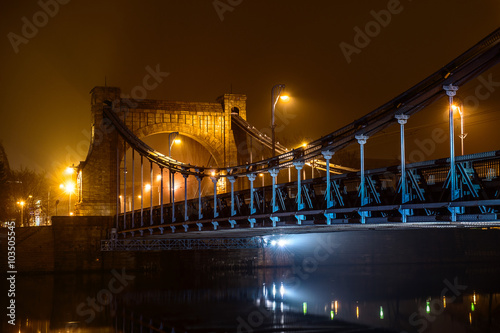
168,132 -> 181,157
60,182 -> 75,216
271,84 -> 290,157
452,102 -> 467,155
17,201 -> 25,227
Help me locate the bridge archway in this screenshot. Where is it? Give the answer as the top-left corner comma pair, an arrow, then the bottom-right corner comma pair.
136,124 -> 224,168
75,86 -> 247,216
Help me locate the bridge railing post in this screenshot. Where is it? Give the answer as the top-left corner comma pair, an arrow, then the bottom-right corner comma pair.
396,114 -> 410,223
211,176 -> 219,219
228,175 -> 237,228
444,84 -> 460,222
321,151 -> 334,208
171,171 -> 176,223
293,161 -> 305,211
322,150 -> 335,225
228,176 -> 237,216
149,161 -> 153,225
160,167 -> 164,224
183,174 -> 189,221
123,141 -> 127,231
131,150 -> 135,229
247,173 -> 256,227
195,173 -> 203,220
269,169 -> 279,213
293,161 -> 306,225
355,135 -> 369,224
269,169 -> 280,227
140,155 -> 144,227
116,144 -> 120,230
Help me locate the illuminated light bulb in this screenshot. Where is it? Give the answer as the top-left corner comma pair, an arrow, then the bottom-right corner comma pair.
303,302 -> 307,315
356,306 -> 359,319
278,239 -> 287,247
280,95 -> 290,102
174,139 -> 181,144
272,283 -> 276,298
330,310 -> 334,320
443,296 -> 446,308
380,306 -> 384,320
280,282 -> 285,298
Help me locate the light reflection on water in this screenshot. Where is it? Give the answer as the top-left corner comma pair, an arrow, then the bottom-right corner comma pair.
2,264 -> 500,333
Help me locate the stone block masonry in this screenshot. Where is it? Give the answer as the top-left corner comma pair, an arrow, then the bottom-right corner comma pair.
75,87 -> 245,217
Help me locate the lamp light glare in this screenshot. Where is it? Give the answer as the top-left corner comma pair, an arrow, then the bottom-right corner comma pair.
280,95 -> 290,102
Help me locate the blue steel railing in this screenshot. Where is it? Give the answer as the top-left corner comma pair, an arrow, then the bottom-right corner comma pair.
116,151 -> 500,237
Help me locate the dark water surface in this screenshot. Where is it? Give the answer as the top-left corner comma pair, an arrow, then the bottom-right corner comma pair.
2,262 -> 500,333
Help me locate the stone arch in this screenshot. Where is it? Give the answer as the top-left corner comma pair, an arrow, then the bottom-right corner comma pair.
135,122 -> 224,168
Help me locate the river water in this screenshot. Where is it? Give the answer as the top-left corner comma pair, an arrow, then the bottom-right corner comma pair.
2,260 -> 500,333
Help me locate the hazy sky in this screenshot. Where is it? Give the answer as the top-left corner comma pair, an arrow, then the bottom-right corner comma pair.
1,0 -> 499,174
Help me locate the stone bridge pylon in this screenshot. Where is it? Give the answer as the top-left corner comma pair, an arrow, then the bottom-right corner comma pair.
75,86 -> 247,216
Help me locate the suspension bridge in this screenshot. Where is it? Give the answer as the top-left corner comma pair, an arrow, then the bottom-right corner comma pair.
68,28 -> 500,251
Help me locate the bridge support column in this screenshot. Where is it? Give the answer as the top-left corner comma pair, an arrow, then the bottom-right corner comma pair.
322,150 -> 335,224
444,84 -> 460,222
195,173 -> 203,220
228,176 -> 237,228
293,161 -> 306,224
183,174 -> 189,222
396,114 -> 411,223
211,176 -> 219,219
355,135 -> 369,224
171,171 -> 176,223
247,173 -> 256,227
